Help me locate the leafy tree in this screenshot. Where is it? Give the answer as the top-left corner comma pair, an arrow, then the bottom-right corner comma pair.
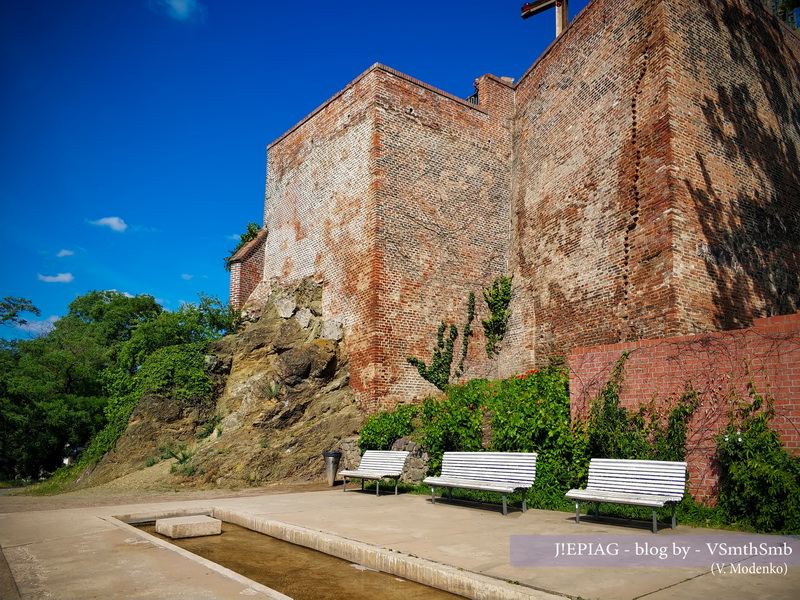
224,221 -> 261,271
62,290 -> 161,345
1,297 -> 40,328
0,290 -> 234,479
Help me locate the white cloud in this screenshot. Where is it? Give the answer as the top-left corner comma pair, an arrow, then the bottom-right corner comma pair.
90,216 -> 128,232
38,272 -> 74,283
149,0 -> 207,22
56,249 -> 74,257
181,273 -> 194,280
15,315 -> 59,336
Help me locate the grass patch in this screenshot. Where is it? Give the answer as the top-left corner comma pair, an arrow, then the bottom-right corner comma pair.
14,464 -> 81,496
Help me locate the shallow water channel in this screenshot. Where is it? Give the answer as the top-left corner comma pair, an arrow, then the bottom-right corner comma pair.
139,521 -> 467,600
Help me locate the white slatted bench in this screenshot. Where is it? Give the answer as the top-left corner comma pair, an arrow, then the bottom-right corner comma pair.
337,450 -> 410,496
422,452 -> 538,515
565,458 -> 687,533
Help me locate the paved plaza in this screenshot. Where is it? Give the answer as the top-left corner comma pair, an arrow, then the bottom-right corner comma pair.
1,487 -> 798,599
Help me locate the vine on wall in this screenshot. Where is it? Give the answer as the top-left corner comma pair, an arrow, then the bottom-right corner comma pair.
482,275 -> 512,357
456,292 -> 476,376
407,322 -> 458,391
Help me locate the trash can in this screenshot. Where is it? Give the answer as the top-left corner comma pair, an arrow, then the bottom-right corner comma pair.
322,451 -> 342,486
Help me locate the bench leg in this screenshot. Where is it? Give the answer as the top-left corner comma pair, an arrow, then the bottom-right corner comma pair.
502,494 -> 507,516
343,477 -> 347,492
575,501 -> 581,524
361,479 -> 364,492
671,504 -> 677,529
431,487 -> 436,505
522,492 -> 527,513
376,480 -> 380,497
594,502 -> 599,520
652,509 -> 658,534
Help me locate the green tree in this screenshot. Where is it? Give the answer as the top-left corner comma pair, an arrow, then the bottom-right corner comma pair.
224,221 -> 262,271
0,290 -> 234,479
1,297 -> 40,328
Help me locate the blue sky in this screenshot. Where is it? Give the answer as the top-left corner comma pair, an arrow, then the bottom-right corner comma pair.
1,0 -> 588,338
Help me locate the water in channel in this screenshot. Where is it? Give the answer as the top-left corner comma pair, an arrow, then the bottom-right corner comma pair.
139,521 -> 467,600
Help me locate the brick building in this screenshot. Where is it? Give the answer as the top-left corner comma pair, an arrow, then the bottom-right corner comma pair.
231,0 -> 800,413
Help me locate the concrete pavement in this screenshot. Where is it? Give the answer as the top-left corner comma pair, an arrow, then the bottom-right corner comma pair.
1,488 -> 798,599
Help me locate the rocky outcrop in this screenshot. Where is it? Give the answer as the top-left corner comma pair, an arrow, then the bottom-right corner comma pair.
76,280 -> 363,490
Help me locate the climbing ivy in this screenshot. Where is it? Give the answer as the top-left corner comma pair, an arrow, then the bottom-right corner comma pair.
482,275 -> 512,357
407,322 -> 458,391
586,351 -> 697,462
455,292 -> 475,376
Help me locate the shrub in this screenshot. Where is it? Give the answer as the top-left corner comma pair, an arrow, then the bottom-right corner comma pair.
716,385 -> 800,533
418,379 -> 489,473
358,404 -> 419,452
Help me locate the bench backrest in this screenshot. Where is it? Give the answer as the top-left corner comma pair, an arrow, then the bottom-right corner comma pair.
586,458 -> 687,500
357,450 -> 410,473
440,452 -> 537,487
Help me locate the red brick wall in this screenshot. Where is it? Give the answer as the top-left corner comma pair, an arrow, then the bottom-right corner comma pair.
665,0 -> 800,331
240,0 -> 800,414
373,70 -> 514,408
506,0 -> 682,373
569,313 -> 800,503
503,0 -> 800,371
261,65 -> 513,411
228,229 -> 267,309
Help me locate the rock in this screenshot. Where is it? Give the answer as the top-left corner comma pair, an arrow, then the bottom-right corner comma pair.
294,308 -> 312,328
274,295 -> 296,318
321,319 -> 343,341
277,340 -> 338,386
273,319 -> 304,352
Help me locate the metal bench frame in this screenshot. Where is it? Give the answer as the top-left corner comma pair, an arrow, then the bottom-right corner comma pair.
565,458 -> 687,533
423,451 -> 538,515
337,450 -> 410,496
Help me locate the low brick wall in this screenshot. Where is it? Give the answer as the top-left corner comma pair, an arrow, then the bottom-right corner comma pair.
569,313 -> 800,503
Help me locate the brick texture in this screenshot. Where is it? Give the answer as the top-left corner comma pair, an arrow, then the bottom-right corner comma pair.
569,313 -> 800,503
233,0 -> 800,414
258,65 -> 513,411
228,229 -> 267,309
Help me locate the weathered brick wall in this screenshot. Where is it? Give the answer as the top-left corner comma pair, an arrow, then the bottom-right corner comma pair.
373,70 -> 514,409
569,313 -> 800,503
229,229 -> 267,309
503,0 -> 800,372
664,0 -> 800,331
261,65 -> 513,411
263,67 -> 378,410
506,0 -> 681,374
241,0 -> 800,413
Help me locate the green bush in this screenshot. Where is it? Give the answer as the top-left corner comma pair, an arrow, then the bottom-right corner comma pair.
418,379 -> 488,473
586,352 -> 697,463
489,369 -> 586,508
716,386 -> 800,533
134,343 -> 213,404
358,404 -> 419,452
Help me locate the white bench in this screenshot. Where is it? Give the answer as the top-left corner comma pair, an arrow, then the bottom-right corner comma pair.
565,458 -> 687,533
422,451 -> 538,515
337,450 -> 410,496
